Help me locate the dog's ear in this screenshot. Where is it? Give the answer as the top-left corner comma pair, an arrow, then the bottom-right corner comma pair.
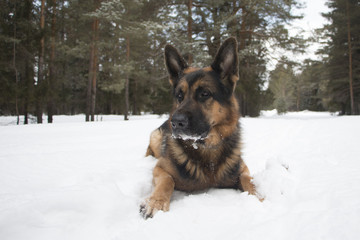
165,45 -> 188,87
211,37 -> 239,91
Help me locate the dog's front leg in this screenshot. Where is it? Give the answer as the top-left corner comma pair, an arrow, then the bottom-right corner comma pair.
140,165 -> 175,219
239,160 -> 256,195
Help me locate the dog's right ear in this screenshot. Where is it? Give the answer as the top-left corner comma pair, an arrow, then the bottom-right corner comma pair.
211,37 -> 239,93
165,45 -> 188,87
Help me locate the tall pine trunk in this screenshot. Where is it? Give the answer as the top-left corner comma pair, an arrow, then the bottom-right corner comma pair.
24,56 -> 34,125
13,1 -> 20,125
88,18 -> 99,122
187,0 -> 193,65
91,24 -> 98,122
86,4 -> 99,122
345,0 -> 354,115
132,78 -> 138,115
124,36 -> 130,121
47,0 -> 56,123
86,29 -> 94,122
36,0 -> 45,123
228,2 -> 250,117
23,0 -> 34,125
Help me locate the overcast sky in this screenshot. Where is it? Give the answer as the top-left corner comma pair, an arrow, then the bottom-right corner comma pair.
266,0 -> 330,72
296,0 -> 329,31
291,0 -> 330,60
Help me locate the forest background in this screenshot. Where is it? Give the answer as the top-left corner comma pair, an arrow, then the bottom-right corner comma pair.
0,0 -> 359,124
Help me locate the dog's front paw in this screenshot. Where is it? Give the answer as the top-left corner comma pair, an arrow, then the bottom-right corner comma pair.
139,197 -> 170,219
241,178 -> 265,202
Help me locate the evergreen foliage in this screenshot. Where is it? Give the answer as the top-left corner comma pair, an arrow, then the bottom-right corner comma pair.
268,58 -> 296,113
320,0 -> 360,115
1,0 -> 358,122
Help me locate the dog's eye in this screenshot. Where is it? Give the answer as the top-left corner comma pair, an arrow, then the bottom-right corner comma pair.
176,91 -> 184,102
199,90 -> 211,100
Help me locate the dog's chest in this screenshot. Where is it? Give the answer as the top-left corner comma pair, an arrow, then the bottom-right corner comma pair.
169,142 -> 240,190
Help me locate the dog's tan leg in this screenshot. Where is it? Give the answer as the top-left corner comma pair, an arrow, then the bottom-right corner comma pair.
145,129 -> 162,158
239,160 -> 256,195
140,165 -> 175,219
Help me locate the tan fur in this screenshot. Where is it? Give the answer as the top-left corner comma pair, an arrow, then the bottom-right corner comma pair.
239,161 -> 256,195
202,66 -> 213,72
176,81 -> 189,96
141,166 -> 175,218
204,96 -> 239,147
183,67 -> 200,74
146,128 -> 163,158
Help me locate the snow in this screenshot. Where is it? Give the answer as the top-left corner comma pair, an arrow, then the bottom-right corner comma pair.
172,134 -> 206,149
1,111 -> 360,240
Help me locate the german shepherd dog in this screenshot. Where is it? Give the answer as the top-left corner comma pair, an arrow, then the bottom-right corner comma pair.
140,37 -> 257,219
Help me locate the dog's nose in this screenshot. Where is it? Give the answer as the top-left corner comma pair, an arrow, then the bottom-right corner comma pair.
171,113 -> 189,130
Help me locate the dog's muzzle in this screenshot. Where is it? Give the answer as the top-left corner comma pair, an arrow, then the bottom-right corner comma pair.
171,112 -> 209,141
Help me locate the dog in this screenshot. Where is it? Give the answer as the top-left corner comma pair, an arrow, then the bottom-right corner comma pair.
140,37 -> 257,219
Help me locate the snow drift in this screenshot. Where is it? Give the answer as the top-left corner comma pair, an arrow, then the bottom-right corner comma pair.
0,112 -> 360,240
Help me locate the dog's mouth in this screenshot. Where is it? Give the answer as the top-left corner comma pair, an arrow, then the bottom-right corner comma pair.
172,131 -> 208,143
172,132 -> 207,141
171,131 -> 208,149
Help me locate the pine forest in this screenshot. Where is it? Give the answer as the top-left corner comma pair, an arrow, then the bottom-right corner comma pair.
0,0 -> 359,124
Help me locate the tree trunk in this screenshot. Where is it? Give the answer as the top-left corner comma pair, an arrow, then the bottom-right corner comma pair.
90,18 -> 99,121
198,5 -> 221,58
86,32 -> 94,122
36,0 -> 45,123
86,3 -> 99,122
24,58 -> 34,125
345,0 -> 354,115
13,1 -> 20,125
187,0 -> 193,65
296,85 -> 300,111
124,36 -> 130,121
238,5 -> 248,51
132,77 -> 138,115
23,0 -> 34,125
209,7 -> 221,58
47,0 -> 56,123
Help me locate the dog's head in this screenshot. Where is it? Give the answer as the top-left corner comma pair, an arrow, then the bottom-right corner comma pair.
165,38 -> 240,144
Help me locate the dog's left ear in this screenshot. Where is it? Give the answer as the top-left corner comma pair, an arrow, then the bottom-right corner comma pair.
165,44 -> 188,87
211,37 -> 239,91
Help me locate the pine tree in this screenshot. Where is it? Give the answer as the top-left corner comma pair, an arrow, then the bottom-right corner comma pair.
166,0 -> 304,116
268,58 -> 297,113
58,0 -> 98,116
0,0 -> 310,120
0,0 -> 18,117
295,60 -> 326,111
321,0 -> 360,114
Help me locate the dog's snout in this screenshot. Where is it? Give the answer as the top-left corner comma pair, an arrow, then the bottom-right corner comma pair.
171,113 -> 189,130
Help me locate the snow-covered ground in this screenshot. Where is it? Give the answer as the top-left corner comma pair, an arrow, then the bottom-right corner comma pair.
1,111 -> 360,240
